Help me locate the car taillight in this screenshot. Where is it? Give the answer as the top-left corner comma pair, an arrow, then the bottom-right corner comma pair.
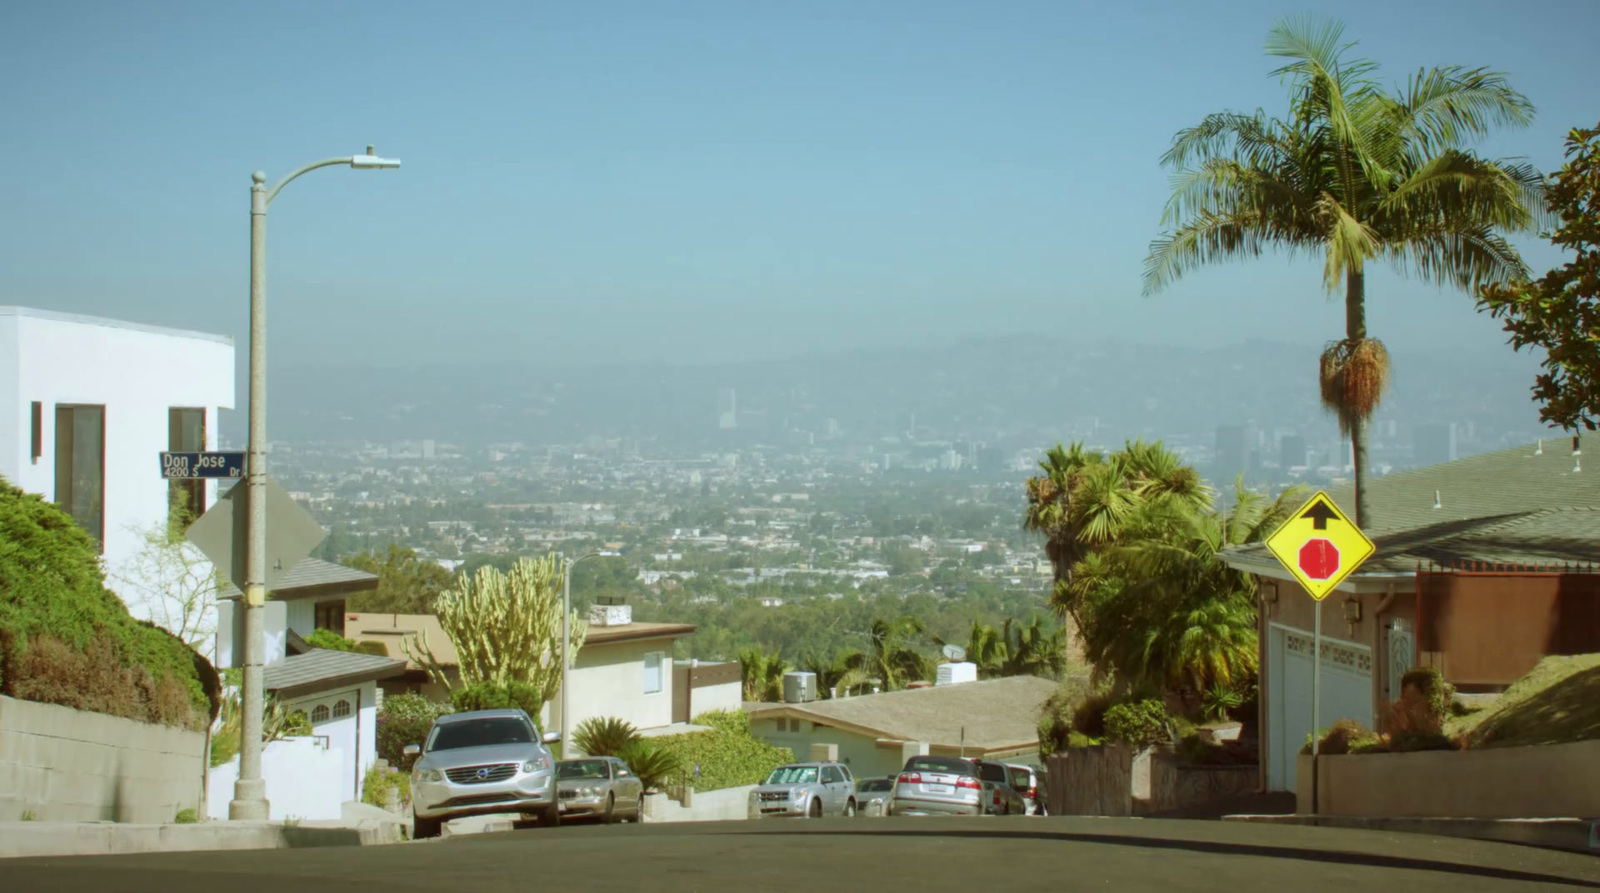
1027,786 -> 1037,799
956,777 -> 980,790
899,772 -> 922,784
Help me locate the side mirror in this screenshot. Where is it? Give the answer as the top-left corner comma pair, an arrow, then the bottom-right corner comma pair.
403,744 -> 420,758
542,731 -> 561,744
617,769 -> 630,777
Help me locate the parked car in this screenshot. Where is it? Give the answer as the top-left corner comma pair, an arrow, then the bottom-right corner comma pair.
1004,763 -> 1048,815
555,756 -> 644,824
748,762 -> 857,818
405,708 -> 563,839
854,777 -> 895,816
972,759 -> 1028,816
888,755 -> 984,816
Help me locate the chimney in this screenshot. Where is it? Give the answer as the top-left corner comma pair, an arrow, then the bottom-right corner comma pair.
588,597 -> 631,627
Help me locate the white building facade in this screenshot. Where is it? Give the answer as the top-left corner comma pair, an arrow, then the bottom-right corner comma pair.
0,306 -> 234,624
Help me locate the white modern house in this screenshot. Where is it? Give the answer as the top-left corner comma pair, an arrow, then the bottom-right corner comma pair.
210,560 -> 406,821
0,305 -> 234,626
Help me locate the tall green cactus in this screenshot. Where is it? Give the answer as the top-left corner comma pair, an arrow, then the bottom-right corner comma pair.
404,553 -> 586,714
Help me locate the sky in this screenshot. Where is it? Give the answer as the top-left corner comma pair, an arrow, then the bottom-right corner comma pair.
2,0 -> 1597,370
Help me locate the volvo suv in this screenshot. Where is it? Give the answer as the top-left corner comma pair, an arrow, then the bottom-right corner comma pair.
405,708 -> 562,839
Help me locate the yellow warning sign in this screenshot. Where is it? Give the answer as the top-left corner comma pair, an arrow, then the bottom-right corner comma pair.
1264,491 -> 1375,601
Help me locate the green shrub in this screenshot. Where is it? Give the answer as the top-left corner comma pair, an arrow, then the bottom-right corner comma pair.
649,709 -> 794,792
306,628 -> 389,657
362,762 -> 411,807
1037,684 -> 1080,757
1103,699 -> 1170,749
1389,731 -> 1458,753
449,681 -> 543,719
174,808 -> 198,824
616,738 -> 682,794
1072,690 -> 1120,739
572,716 -> 638,757
377,694 -> 451,770
1202,683 -> 1243,723
0,478 -> 215,728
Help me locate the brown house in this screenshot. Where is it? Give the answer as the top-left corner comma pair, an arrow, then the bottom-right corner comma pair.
1221,438 -> 1599,793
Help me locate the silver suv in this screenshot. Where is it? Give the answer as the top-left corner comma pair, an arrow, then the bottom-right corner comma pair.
405,708 -> 562,839
748,762 -> 857,818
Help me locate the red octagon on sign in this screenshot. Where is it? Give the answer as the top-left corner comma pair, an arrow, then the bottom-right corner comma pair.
1298,538 -> 1340,580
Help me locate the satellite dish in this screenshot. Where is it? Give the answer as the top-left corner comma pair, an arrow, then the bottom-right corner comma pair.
942,644 -> 966,662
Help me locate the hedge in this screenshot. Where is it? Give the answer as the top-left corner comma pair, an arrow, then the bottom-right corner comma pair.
377,693 -> 453,770
0,477 -> 216,729
650,709 -> 795,792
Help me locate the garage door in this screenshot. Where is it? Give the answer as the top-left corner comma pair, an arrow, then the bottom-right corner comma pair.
292,689 -> 362,801
1266,624 -> 1372,792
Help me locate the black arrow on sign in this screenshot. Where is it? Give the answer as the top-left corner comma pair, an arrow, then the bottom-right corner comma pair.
1301,501 -> 1339,530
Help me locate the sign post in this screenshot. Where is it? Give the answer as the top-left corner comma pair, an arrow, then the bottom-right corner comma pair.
1264,490 -> 1375,814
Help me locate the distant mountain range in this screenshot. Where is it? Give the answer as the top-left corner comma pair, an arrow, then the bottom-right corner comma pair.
233,336 -> 1555,454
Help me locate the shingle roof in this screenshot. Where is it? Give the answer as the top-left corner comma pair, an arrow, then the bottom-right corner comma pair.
263,648 -> 406,698
219,558 -> 378,601
1224,440 -> 1600,583
747,676 -> 1059,751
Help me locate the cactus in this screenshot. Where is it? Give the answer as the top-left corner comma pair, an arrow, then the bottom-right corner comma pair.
405,553 -> 586,716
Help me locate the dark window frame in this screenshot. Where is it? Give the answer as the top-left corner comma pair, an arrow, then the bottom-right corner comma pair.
30,401 -> 42,463
168,407 -> 207,528
314,600 -> 348,637
54,404 -> 106,550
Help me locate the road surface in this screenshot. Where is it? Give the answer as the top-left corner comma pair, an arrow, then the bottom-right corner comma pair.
6,817 -> 1598,892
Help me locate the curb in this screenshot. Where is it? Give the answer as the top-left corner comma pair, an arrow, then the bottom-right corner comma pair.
1223,814 -> 1600,854
0,820 -> 403,860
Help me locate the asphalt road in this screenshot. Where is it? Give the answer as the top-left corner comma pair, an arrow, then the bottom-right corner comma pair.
5,817 -> 1598,893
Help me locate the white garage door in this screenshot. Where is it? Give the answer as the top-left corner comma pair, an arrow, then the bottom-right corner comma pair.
1266,624 -> 1373,792
292,689 -> 362,801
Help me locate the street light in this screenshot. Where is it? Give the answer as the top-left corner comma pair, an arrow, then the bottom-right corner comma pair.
561,552 -> 607,754
231,147 -> 400,822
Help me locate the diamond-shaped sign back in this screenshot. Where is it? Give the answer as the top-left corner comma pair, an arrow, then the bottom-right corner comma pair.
186,476 -> 327,593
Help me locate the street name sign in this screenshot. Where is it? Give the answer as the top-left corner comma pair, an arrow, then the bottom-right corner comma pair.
160,451 -> 246,479
185,476 -> 327,593
1264,490 -> 1374,601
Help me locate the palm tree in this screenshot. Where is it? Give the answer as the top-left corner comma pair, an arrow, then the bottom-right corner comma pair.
800,648 -> 870,699
843,617 -> 932,692
932,619 -> 1009,678
1001,615 -> 1074,680
1085,479 -> 1309,695
738,647 -> 789,702
1144,16 -> 1544,527
1031,440 -> 1212,628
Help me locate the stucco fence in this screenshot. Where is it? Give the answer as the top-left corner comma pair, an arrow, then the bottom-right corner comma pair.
642,785 -> 758,823
0,695 -> 206,823
1045,745 -> 1257,816
1297,740 -> 1600,818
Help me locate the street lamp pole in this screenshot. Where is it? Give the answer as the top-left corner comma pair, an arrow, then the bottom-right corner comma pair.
230,148 -> 399,821
561,552 -> 605,753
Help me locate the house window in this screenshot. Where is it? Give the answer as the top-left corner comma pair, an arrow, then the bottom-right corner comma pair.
315,601 -> 347,637
30,402 -> 42,463
168,407 -> 206,527
332,700 -> 351,719
311,704 -> 330,722
55,405 -> 105,550
643,651 -> 665,695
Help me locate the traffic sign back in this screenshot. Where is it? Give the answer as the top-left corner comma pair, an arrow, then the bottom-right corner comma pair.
1264,491 -> 1374,600
185,476 -> 327,593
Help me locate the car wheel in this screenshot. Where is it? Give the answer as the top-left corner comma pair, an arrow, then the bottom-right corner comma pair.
538,804 -> 561,828
809,799 -> 822,818
412,815 -> 442,840
844,799 -> 856,817
604,793 -> 617,825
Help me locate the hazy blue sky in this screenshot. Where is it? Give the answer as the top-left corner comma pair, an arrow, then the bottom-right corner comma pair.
2,0 -> 1596,368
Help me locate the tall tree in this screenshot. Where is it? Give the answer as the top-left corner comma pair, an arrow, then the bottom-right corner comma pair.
739,647 -> 789,702
343,544 -> 454,614
1479,122 -> 1600,432
933,619 -> 1008,678
1143,16 -> 1544,526
844,616 -> 932,692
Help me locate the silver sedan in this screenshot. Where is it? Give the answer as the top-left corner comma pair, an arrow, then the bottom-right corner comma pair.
555,757 -> 644,823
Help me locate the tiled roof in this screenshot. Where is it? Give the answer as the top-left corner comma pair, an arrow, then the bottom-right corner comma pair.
1223,440 -> 1600,583
219,558 -> 378,601
263,648 -> 406,698
747,676 -> 1059,751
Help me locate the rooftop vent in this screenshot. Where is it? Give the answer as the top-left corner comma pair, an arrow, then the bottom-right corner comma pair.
588,602 -> 632,627
936,662 -> 978,686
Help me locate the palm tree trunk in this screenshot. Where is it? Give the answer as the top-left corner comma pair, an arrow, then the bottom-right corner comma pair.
1346,269 -> 1370,529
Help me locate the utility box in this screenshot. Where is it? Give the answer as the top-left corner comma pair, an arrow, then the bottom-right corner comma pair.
782,671 -> 818,703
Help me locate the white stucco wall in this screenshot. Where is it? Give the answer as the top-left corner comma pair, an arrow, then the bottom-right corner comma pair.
690,679 -> 742,717
0,307 -> 234,626
208,736 -> 346,821
556,637 -> 677,735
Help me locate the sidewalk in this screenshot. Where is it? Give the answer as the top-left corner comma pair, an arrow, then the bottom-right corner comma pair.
0,803 -> 410,859
1223,814 -> 1600,855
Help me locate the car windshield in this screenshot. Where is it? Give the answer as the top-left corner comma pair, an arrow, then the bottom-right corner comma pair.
765,766 -> 819,785
905,756 -> 975,776
858,779 -> 892,792
557,760 -> 610,780
427,718 -> 535,751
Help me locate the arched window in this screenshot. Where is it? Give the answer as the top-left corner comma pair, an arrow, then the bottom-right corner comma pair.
311,704 -> 330,723
332,700 -> 351,719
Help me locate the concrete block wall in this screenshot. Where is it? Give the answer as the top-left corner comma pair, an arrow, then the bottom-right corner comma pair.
0,695 -> 206,823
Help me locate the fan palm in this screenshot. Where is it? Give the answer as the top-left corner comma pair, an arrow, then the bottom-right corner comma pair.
932,619 -> 1008,678
1145,16 -> 1543,527
844,616 -> 932,692
801,648 -> 870,699
738,647 -> 789,702
1002,615 -> 1074,680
